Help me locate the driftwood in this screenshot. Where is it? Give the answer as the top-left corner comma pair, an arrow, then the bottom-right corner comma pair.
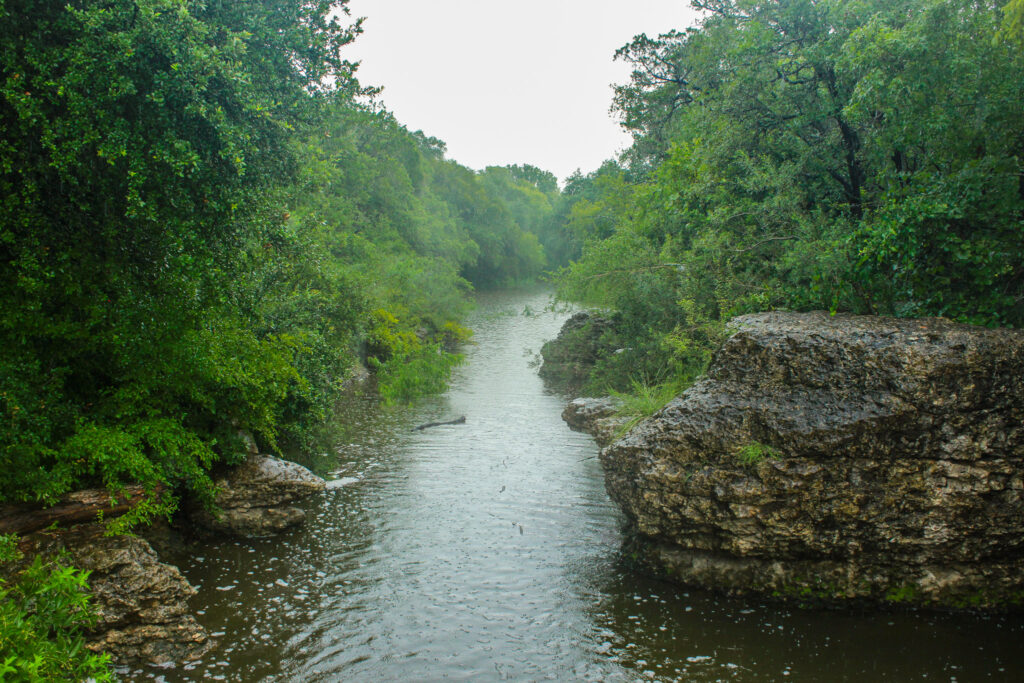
414,416 -> 467,431
0,485 -> 156,536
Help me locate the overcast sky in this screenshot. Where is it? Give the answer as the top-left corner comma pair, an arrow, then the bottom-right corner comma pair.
342,1 -> 700,182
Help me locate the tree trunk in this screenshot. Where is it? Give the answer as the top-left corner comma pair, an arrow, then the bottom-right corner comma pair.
0,485 -> 156,535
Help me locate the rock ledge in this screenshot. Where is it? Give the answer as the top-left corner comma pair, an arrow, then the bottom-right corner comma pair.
601,311 -> 1024,608
20,525 -> 213,667
562,397 -> 629,447
189,454 -> 326,537
539,311 -> 616,393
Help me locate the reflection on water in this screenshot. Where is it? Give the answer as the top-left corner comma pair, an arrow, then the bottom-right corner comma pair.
148,290 -> 1023,682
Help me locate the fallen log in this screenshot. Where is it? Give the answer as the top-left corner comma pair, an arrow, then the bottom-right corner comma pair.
0,485 -> 156,536
414,416 -> 467,431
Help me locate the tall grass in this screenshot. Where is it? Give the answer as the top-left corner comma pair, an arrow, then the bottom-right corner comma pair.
610,376 -> 689,436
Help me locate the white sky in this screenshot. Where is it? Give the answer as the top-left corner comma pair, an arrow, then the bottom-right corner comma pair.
342,1 -> 700,182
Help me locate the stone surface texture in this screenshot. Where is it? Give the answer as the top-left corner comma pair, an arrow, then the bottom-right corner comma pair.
600,311 -> 1024,607
562,397 -> 630,447
539,311 -> 617,393
189,454 -> 326,537
21,524 -> 212,666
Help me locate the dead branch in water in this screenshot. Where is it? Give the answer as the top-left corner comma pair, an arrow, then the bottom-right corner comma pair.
414,416 -> 467,431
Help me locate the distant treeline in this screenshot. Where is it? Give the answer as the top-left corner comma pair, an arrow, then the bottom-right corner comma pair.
553,0 -> 1024,396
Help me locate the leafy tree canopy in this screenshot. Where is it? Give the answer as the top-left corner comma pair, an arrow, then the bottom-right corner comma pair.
557,0 -> 1024,395
0,0 -> 363,506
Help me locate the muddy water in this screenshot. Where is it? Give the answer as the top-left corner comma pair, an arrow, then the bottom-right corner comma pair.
154,290 -> 1023,682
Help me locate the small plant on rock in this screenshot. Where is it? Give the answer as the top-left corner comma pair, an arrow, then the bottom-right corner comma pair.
611,375 -> 687,436
735,441 -> 782,467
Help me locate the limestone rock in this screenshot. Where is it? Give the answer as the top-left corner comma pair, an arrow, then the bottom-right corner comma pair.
21,524 -> 212,667
562,396 -> 630,447
601,311 -> 1024,608
539,311 -> 617,393
189,454 -> 326,537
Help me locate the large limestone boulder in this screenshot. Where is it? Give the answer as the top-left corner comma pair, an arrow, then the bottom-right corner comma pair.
601,311 -> 1024,608
189,454 -> 326,537
21,524 -> 212,667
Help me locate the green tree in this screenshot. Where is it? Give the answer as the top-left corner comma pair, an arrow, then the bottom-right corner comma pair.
0,0 -> 362,506
1001,0 -> 1024,42
841,0 -> 1024,323
558,0 -> 1024,394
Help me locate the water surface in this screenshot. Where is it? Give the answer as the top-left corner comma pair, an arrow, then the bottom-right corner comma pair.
153,290 -> 1023,682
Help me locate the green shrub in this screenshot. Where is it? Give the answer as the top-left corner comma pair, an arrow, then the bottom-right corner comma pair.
365,308 -> 465,405
0,534 -> 114,681
610,376 -> 687,436
371,344 -> 464,406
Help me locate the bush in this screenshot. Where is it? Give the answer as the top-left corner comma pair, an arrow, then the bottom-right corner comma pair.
0,534 -> 114,681
366,308 -> 465,405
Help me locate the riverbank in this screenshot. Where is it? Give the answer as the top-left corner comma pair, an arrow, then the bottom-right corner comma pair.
143,291 -> 1024,681
0,452 -> 328,672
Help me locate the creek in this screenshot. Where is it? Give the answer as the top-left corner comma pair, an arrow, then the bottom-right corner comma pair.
155,290 -> 1022,682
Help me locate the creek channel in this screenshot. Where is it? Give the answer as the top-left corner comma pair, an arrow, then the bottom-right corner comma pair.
156,289 -> 1023,682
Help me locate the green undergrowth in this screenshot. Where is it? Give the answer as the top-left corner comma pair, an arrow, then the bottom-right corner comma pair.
0,535 -> 114,681
610,376 -> 689,436
366,308 -> 471,406
371,346 -> 465,406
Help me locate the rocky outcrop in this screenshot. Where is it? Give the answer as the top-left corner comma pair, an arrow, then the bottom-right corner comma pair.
601,311 -> 1024,608
539,311 -> 617,393
2,452 -> 324,669
188,454 -> 326,537
342,362 -> 373,391
20,524 -> 212,666
562,397 -> 629,447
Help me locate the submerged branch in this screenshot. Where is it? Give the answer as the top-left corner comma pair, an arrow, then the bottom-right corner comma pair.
414,416 -> 467,431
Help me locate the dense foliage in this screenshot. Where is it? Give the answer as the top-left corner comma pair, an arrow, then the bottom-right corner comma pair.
0,0 -> 365,512
558,0 -> 1024,397
0,1 -> 558,513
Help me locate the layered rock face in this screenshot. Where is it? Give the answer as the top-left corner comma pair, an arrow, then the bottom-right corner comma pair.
188,454 -> 326,536
21,525 -> 213,666
601,311 -> 1024,607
